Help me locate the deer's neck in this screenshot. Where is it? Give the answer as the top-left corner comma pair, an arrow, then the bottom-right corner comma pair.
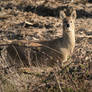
63,29 -> 75,52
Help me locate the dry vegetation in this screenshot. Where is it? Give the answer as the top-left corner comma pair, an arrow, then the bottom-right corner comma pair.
0,0 -> 92,92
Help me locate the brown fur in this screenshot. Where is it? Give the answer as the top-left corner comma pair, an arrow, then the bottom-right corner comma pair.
7,7 -> 76,67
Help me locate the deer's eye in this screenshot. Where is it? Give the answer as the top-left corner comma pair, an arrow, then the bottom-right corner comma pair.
66,24 -> 70,27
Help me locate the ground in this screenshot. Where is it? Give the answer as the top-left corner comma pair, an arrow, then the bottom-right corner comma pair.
0,0 -> 92,92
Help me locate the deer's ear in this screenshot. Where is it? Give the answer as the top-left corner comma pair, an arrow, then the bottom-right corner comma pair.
71,10 -> 76,19
59,11 -> 66,19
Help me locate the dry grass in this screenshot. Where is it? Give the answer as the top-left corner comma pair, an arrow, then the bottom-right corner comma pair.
0,0 -> 92,92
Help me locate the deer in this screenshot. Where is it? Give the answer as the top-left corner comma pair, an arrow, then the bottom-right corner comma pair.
7,6 -> 76,67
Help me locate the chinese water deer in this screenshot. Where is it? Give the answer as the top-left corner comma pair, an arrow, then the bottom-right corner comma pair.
7,7 -> 76,67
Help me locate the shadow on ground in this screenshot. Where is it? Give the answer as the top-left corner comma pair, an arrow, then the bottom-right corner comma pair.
17,4 -> 92,18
